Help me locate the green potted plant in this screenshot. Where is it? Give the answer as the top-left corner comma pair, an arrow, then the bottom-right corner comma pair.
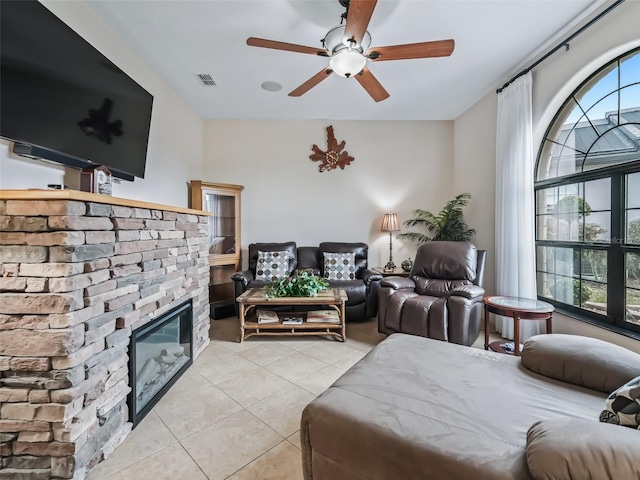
397,193 -> 475,244
265,270 -> 329,299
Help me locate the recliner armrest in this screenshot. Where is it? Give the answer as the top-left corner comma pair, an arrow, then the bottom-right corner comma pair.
450,285 -> 484,299
231,270 -> 254,288
380,277 -> 415,290
360,268 -> 383,287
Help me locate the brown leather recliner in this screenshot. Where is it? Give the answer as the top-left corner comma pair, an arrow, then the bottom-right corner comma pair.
378,241 -> 486,346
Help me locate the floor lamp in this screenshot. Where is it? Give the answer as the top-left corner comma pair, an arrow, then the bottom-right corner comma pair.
381,213 -> 400,271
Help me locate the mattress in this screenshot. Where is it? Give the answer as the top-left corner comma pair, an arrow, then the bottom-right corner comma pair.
300,333 -> 605,480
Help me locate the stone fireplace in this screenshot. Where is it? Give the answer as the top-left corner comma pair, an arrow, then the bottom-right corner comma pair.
0,190 -> 210,479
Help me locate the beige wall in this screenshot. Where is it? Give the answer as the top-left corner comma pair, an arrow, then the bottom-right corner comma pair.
453,92 -> 498,295
0,0 -> 203,208
453,0 -> 640,349
203,120 -> 454,268
554,313 -> 640,354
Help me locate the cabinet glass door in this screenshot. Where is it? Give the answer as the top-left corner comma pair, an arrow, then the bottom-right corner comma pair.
204,192 -> 236,256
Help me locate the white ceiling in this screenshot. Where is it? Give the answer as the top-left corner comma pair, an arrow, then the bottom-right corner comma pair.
88,0 -> 602,121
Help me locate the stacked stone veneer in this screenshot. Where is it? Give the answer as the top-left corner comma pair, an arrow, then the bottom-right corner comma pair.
0,198 -> 210,479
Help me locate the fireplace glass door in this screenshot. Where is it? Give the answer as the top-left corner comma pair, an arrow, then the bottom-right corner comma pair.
129,301 -> 193,426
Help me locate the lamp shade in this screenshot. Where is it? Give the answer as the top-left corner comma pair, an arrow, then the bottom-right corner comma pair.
329,50 -> 367,78
381,213 -> 400,232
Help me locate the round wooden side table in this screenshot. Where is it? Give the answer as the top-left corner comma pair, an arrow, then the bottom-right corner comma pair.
483,296 -> 554,356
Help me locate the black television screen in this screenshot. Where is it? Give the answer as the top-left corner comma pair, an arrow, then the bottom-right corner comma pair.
0,0 -> 153,180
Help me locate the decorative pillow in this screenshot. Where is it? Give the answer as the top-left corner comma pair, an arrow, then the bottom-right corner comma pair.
255,251 -> 290,281
323,252 -> 356,280
600,375 -> 640,429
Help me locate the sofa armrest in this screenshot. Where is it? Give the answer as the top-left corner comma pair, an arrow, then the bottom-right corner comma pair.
521,334 -> 640,394
360,268 -> 383,287
526,418 -> 640,480
231,270 -> 254,289
449,285 -> 484,300
380,276 -> 415,290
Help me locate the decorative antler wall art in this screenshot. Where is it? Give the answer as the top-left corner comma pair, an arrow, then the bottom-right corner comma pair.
310,125 -> 354,172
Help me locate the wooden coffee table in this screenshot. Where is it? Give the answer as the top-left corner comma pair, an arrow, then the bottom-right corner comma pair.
236,287 -> 348,343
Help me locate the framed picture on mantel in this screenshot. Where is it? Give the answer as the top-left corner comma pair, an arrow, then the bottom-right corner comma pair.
80,165 -> 113,196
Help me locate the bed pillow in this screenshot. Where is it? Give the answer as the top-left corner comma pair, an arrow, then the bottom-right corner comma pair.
526,418 -> 640,480
600,375 -> 640,429
323,252 -> 356,280
255,250 -> 291,281
521,334 -> 640,394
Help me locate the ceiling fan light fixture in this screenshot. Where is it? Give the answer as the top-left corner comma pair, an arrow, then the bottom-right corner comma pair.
330,50 -> 366,78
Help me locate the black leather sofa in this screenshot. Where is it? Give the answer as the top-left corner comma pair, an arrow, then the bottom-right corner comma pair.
231,242 -> 382,321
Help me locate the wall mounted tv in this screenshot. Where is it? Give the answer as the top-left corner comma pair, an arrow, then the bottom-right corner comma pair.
0,0 -> 153,181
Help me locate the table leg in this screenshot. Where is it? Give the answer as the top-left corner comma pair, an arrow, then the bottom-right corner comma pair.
484,304 -> 489,350
239,304 -> 245,343
546,313 -> 553,334
514,315 -> 521,356
340,301 -> 346,342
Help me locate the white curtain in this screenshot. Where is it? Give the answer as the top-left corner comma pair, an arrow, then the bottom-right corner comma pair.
495,72 -> 542,342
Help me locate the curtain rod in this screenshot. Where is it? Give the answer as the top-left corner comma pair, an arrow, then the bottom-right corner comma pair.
496,0 -> 625,94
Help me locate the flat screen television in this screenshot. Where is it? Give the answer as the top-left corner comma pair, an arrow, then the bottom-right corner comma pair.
0,0 -> 153,181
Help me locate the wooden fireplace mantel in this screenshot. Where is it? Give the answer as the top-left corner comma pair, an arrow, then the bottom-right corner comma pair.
0,189 -> 212,216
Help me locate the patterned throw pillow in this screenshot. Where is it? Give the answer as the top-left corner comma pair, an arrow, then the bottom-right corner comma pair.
255,251 -> 290,281
323,252 -> 356,280
599,375 -> 640,430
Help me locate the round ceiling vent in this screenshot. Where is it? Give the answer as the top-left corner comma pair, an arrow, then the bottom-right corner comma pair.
261,81 -> 283,92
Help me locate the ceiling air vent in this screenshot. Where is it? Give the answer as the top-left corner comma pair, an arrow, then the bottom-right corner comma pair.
195,74 -> 216,86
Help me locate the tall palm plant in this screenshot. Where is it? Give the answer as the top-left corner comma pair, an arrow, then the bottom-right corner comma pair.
397,193 -> 475,244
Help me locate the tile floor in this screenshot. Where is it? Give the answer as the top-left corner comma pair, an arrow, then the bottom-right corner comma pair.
88,317 -> 500,480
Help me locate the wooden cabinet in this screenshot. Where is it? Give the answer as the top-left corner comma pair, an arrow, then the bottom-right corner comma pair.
190,181 -> 244,319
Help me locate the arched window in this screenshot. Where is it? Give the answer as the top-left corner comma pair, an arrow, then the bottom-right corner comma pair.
535,47 -> 640,334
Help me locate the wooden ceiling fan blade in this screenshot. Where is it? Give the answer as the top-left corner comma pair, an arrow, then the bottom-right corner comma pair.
247,37 -> 329,57
354,66 -> 389,102
289,68 -> 334,97
367,39 -> 455,61
343,0 -> 377,46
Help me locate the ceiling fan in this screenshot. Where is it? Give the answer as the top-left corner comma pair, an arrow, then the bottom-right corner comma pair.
247,0 -> 454,102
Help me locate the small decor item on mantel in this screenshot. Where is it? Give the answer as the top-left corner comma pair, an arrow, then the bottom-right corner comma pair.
310,125 -> 354,172
265,270 -> 329,299
80,164 -> 113,196
401,258 -> 413,272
